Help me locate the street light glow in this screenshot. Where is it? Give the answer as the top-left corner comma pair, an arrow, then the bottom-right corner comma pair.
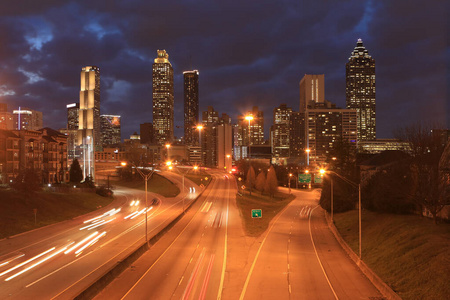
245,115 -> 254,121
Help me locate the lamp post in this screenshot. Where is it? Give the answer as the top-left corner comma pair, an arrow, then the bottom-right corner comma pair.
169,164 -> 198,213
196,125 -> 203,166
121,161 -> 155,248
288,173 -> 293,193
245,115 -> 253,159
165,143 -> 171,160
225,154 -> 231,171
321,169 -> 362,259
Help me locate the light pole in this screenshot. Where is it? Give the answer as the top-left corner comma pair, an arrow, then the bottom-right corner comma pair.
169,164 -> 198,213
321,169 -> 362,259
121,161 -> 155,248
196,125 -> 203,166
245,115 -> 253,159
288,173 -> 293,193
225,154 -> 231,171
165,143 -> 171,160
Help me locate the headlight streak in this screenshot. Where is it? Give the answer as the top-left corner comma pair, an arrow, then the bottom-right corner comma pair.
0,254 -> 25,268
87,218 -> 115,230
0,247 -> 56,277
83,208 -> 121,224
4,246 -> 68,282
74,232 -> 106,256
64,232 -> 99,254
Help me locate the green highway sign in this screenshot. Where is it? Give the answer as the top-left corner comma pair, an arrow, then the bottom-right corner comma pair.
298,174 -> 312,183
251,209 -> 262,218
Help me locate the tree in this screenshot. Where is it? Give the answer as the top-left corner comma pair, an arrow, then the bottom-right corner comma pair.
69,159 -> 83,183
255,171 -> 266,193
395,122 -> 449,223
11,168 -> 41,192
264,165 -> 278,197
246,166 -> 256,195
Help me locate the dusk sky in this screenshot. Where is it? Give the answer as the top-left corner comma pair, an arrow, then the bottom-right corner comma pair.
0,0 -> 448,140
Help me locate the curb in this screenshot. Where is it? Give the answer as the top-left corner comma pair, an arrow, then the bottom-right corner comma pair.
324,212 -> 401,300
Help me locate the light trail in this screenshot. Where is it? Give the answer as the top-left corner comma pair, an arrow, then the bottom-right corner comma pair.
64,232 -> 99,254
0,247 -> 56,277
87,218 -> 115,230
0,254 -> 25,268
75,232 -> 106,255
5,246 -> 68,282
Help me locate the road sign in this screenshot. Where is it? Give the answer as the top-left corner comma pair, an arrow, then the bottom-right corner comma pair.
251,209 -> 262,218
298,174 -> 312,183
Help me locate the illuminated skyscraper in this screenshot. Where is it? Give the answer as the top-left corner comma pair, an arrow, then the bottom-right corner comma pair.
346,39 -> 376,141
67,103 -> 79,130
13,107 -> 43,131
183,70 -> 199,146
153,50 -> 174,145
299,74 -> 325,113
271,104 -> 292,160
78,66 -> 100,179
100,115 -> 121,145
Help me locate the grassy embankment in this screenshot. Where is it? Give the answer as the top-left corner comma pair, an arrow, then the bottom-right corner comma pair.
114,173 -> 181,197
0,189 -> 113,239
334,210 -> 449,300
235,189 -> 295,237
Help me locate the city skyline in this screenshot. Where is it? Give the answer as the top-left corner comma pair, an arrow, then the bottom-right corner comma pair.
0,1 -> 447,140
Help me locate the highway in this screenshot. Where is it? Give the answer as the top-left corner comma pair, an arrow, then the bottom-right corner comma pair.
96,171 -> 234,300
0,170 -> 199,299
240,188 -> 381,300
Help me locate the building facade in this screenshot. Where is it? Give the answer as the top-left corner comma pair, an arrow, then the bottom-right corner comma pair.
100,115 -> 121,146
153,50 -> 174,145
183,70 -> 199,146
270,104 -> 292,160
236,106 -> 265,148
289,111 -> 305,159
299,74 -> 325,113
78,66 -> 100,179
13,107 -> 43,131
305,102 -> 357,167
140,122 -> 153,144
346,38 -> 376,142
0,103 -> 13,130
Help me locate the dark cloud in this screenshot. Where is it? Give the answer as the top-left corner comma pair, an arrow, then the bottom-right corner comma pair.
0,0 -> 447,141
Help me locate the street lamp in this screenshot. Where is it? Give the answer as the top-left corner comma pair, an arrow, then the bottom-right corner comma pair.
121,161 -> 156,248
321,168 -> 362,259
288,173 -> 293,194
245,115 -> 253,159
165,144 -> 171,160
170,165 -> 198,213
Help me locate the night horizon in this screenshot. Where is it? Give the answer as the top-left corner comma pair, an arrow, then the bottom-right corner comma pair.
0,0 -> 447,140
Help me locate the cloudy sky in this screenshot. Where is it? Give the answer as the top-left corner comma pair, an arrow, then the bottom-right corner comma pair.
0,0 -> 447,140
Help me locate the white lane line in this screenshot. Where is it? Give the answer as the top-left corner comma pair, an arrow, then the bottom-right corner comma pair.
308,206 -> 339,300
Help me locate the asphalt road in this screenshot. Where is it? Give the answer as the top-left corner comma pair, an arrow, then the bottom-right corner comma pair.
0,170 -> 199,299
95,171 -> 234,300
240,188 -> 381,300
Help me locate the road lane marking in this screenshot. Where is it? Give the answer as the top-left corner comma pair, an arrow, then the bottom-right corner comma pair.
239,203 -> 292,300
309,206 -> 339,300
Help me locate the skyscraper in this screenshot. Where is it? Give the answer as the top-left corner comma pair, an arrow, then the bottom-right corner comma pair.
100,115 -> 121,145
153,50 -> 174,145
270,104 -> 292,160
289,111 -> 305,159
346,39 -> 376,141
0,103 -> 13,130
184,70 -> 199,146
67,103 -> 79,130
299,74 -> 325,113
65,103 -> 79,166
78,66 -> 100,179
237,106 -> 265,147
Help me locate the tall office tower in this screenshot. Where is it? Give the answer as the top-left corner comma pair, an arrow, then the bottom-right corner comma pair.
140,122 -> 154,144
289,111 -> 305,159
305,101 -> 357,166
100,115 -> 121,145
270,104 -> 292,160
64,103 -> 80,166
346,38 -> 376,141
183,70 -> 199,146
67,103 -> 79,130
237,106 -> 265,147
0,103 -> 13,130
153,50 -> 174,145
299,74 -> 325,113
13,107 -> 43,130
78,66 -> 100,179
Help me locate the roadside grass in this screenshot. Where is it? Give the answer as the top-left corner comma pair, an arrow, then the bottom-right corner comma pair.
334,210 -> 450,300
185,170 -> 212,187
0,189 -> 113,239
114,173 -> 180,197
235,189 -> 295,237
